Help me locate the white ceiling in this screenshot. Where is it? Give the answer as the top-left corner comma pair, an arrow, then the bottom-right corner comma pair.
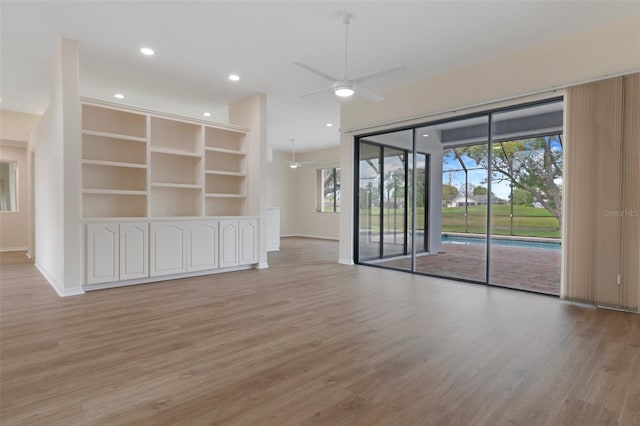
1,1 -> 637,152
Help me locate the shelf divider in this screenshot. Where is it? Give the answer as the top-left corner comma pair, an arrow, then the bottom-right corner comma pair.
82,129 -> 147,143
82,159 -> 147,169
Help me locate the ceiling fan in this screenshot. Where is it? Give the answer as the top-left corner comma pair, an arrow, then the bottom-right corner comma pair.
288,139 -> 316,169
294,13 -> 406,102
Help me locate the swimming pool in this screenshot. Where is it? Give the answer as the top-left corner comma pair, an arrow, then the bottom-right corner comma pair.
441,235 -> 561,250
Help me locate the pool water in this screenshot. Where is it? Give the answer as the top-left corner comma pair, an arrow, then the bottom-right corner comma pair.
442,235 -> 561,250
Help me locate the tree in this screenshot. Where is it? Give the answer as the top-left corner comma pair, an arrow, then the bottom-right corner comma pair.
415,166 -> 427,208
473,186 -> 488,195
456,135 -> 563,230
512,188 -> 533,206
442,172 -> 458,206
442,184 -> 458,206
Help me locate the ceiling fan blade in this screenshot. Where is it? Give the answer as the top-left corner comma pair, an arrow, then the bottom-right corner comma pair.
351,64 -> 407,84
299,85 -> 334,98
293,61 -> 340,82
354,84 -> 384,102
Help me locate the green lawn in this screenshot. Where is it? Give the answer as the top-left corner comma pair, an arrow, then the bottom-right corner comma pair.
359,205 -> 560,239
442,205 -> 560,238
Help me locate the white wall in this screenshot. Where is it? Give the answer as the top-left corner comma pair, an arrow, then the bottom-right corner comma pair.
0,110 -> 40,252
1,110 -> 40,141
29,38 -> 82,296
339,16 -> 640,263
266,147 -> 341,241
0,146 -> 28,250
31,89 -> 65,291
295,147 -> 340,240
266,150 -> 297,236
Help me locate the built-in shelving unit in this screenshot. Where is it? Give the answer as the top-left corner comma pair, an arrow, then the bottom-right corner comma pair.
81,104 -> 148,218
81,100 -> 250,219
203,126 -> 247,216
80,98 -> 260,291
149,117 -> 203,217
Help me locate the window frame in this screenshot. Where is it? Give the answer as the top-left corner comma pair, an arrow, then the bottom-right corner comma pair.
317,167 -> 341,213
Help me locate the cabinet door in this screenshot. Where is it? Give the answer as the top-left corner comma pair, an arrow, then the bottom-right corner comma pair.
86,223 -> 119,284
150,222 -> 187,277
239,219 -> 258,265
120,222 -> 149,280
219,220 -> 239,268
188,221 -> 219,272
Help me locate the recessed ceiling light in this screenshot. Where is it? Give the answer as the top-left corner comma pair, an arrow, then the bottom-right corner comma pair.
228,74 -> 240,82
422,134 -> 429,137
326,123 -> 333,127
203,112 -> 211,117
140,47 -> 155,56
114,93 -> 124,99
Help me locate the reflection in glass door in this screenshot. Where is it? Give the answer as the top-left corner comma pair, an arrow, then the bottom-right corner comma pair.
358,143 -> 381,261
381,147 -> 407,258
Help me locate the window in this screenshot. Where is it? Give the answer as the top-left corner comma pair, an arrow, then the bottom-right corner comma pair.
0,161 -> 18,212
317,167 -> 341,212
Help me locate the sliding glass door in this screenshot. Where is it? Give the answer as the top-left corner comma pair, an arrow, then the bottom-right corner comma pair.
357,129 -> 418,271
415,116 -> 489,282
488,103 -> 563,294
354,98 -> 563,295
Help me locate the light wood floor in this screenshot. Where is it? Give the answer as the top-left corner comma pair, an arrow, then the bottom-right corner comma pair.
1,238 -> 639,425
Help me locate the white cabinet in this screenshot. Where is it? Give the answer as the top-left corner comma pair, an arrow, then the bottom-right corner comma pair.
218,218 -> 258,267
84,217 -> 259,287
150,222 -> 187,277
239,219 -> 258,265
219,220 -> 239,268
119,222 -> 148,280
187,221 -> 219,272
86,223 -> 119,284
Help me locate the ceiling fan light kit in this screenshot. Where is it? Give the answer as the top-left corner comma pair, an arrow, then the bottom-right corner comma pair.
294,13 -> 406,102
334,83 -> 354,97
286,138 -> 317,169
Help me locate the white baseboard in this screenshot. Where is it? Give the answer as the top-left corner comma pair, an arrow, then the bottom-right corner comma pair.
61,287 -> 85,297
338,258 -> 355,266
0,246 -> 28,252
35,263 -> 85,297
83,264 -> 255,292
282,234 -> 339,241
257,262 -> 269,269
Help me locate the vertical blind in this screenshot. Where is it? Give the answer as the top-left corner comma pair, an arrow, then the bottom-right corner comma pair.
564,73 -> 639,312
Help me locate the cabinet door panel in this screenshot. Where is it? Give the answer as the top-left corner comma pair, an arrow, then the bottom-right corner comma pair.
239,219 -> 258,265
86,223 -> 119,284
188,221 -> 219,272
219,220 -> 239,268
120,222 -> 149,280
150,222 -> 187,276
